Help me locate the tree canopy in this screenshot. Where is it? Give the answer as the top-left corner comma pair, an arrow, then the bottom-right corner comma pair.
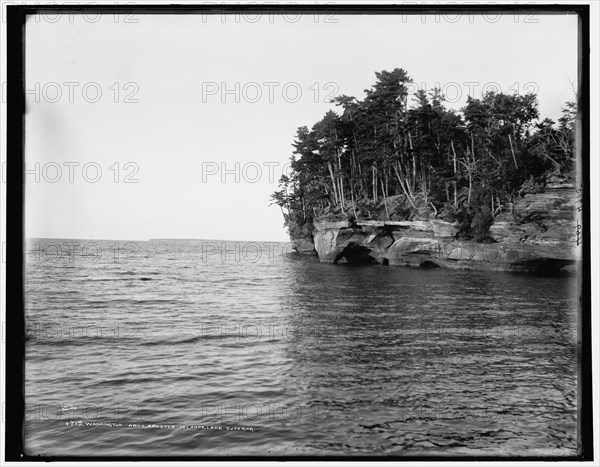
272,68 -> 576,242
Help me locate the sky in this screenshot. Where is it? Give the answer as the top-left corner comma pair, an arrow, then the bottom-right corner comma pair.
24,10 -> 578,241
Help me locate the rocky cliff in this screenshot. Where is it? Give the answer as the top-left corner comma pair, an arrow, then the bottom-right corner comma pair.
293,174 -> 580,274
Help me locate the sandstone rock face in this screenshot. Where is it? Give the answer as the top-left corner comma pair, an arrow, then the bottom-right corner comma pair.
291,237 -> 317,255
312,220 -> 460,265
489,174 -> 578,260
302,175 -> 579,273
383,238 -> 573,273
313,220 -> 366,263
431,220 -> 459,238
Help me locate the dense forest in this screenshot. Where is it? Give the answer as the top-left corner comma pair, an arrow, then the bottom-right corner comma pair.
271,68 -> 576,243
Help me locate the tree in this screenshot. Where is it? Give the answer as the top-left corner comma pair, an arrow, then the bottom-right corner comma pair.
271,68 -> 575,242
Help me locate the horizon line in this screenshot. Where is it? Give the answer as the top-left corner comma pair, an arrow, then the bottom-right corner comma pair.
24,236 -> 291,243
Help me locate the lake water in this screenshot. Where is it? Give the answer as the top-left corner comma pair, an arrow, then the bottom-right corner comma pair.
24,238 -> 579,457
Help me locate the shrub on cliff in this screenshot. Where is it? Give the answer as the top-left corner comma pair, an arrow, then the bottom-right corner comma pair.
470,206 -> 495,243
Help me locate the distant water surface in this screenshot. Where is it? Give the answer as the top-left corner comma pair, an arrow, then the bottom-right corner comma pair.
24,238 -> 578,457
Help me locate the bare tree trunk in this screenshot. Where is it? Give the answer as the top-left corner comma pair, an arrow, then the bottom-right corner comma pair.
467,170 -> 472,206
508,134 -> 518,169
356,162 -> 365,198
405,177 -> 416,201
334,131 -> 345,209
451,140 -> 458,174
372,165 -> 377,202
394,163 -> 417,210
302,196 -> 306,220
458,159 -> 473,207
541,153 -> 561,171
385,172 -> 389,200
381,178 -> 390,219
327,162 -> 339,205
450,140 -> 458,209
350,183 -> 358,219
408,133 -> 416,190
454,182 -> 458,209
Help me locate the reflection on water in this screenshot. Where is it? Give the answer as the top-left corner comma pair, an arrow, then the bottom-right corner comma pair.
24,239 -> 578,456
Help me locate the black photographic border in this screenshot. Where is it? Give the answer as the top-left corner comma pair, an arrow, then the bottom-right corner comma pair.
4,3 -> 592,462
